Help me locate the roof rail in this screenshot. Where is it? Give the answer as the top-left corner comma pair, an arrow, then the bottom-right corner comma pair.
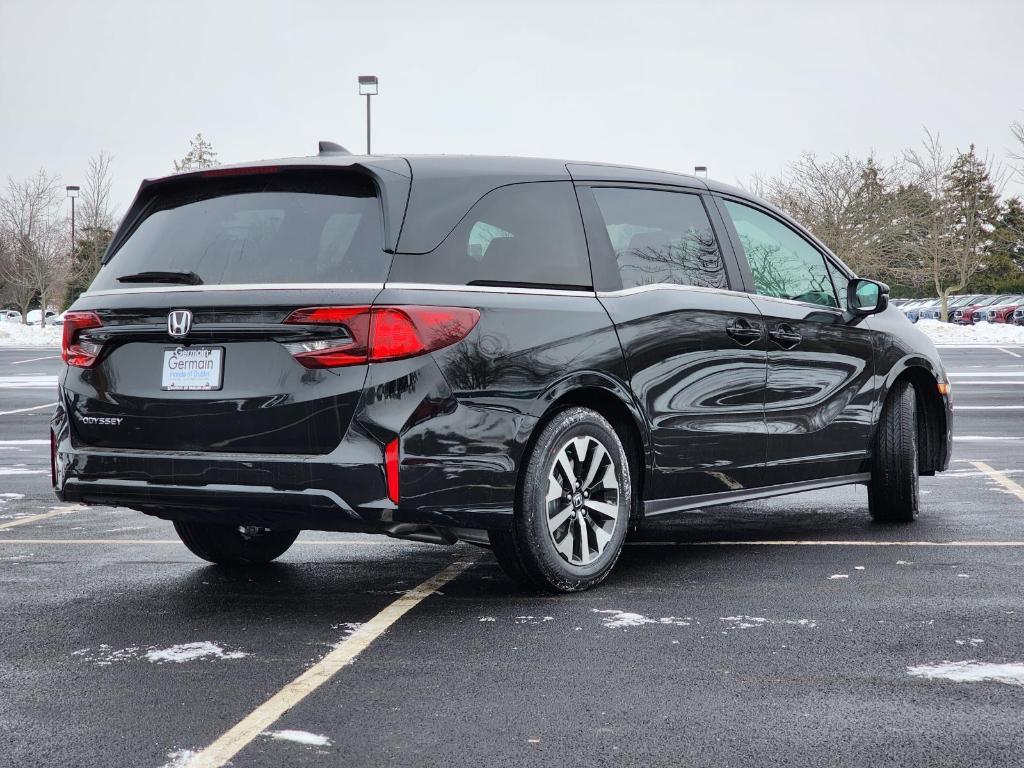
318,141 -> 351,155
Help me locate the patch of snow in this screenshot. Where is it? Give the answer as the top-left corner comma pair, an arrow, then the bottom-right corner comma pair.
478,616 -> 496,622
721,615 -> 769,630
829,574 -> 849,580
955,638 -> 984,647
592,610 -> 690,628
160,749 -> 199,768
0,492 -> 24,506
0,323 -> 62,347
515,616 -> 554,625
146,641 -> 248,663
265,730 -> 332,747
908,660 -> 1024,687
330,623 -> 363,646
897,560 -> 913,565
916,319 -> 1024,345
0,467 -> 48,476
854,566 -> 865,570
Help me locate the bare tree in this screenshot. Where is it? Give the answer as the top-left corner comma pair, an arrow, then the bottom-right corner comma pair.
1011,120 -> 1024,183
0,170 -> 70,325
901,131 -> 1000,320
67,152 -> 117,304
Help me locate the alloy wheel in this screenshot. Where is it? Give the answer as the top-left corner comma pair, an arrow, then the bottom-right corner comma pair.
545,435 -> 620,566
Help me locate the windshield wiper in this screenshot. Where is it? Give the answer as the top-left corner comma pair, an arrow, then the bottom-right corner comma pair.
117,270 -> 203,286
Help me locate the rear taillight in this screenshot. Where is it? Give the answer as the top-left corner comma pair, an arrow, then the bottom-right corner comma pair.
282,305 -> 480,369
61,311 -> 103,367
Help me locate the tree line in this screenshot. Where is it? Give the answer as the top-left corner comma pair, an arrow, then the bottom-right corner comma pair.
2,127 -> 1022,324
749,123 -> 1024,320
0,133 -> 218,324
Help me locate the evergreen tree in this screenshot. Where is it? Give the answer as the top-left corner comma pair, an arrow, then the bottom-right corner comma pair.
174,133 -> 219,172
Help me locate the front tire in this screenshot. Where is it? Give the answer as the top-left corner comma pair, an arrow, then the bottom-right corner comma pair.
173,521 -> 299,565
490,407 -> 633,592
868,380 -> 920,523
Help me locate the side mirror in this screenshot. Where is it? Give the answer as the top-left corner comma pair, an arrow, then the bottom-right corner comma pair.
847,278 -> 889,316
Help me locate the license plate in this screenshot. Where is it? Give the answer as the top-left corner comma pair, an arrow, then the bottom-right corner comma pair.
161,346 -> 224,391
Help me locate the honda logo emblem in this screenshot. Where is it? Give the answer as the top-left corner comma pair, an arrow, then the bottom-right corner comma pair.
168,309 -> 192,338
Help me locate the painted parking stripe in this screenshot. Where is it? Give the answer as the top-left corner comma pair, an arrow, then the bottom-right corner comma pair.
997,347 -> 1023,358
954,406 -> 1024,411
3,538 -> 1024,548
184,556 -> 478,768
10,355 -> 60,364
0,440 -> 49,445
954,436 -> 1023,442
970,461 -> 1024,505
0,505 -> 81,531
947,371 -> 1024,377
0,402 -> 57,416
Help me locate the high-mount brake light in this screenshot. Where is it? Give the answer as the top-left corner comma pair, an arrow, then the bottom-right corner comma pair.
61,311 -> 104,368
282,305 -> 480,369
199,165 -> 281,178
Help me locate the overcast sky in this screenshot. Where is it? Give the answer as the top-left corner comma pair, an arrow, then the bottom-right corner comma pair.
2,0 -> 1022,216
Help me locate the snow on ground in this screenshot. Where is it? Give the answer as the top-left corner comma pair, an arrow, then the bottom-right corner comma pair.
908,661 -> 1024,687
916,319 -> 1024,345
0,322 -> 62,346
265,730 -> 333,747
145,642 -> 249,663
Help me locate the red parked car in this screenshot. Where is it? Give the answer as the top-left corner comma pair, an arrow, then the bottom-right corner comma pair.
956,295 -> 1011,324
986,296 -> 1024,323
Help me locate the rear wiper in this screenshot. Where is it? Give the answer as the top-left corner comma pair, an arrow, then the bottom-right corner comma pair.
117,270 -> 203,285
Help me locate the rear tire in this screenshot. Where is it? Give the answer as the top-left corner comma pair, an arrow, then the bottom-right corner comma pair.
868,380 -> 920,523
489,407 -> 633,593
173,521 -> 299,565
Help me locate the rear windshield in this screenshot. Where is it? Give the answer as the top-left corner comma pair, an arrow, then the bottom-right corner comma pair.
90,172 -> 387,289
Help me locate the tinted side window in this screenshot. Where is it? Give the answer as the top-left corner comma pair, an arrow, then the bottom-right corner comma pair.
826,260 -> 850,309
723,200 -> 838,308
389,182 -> 591,289
592,188 -> 726,290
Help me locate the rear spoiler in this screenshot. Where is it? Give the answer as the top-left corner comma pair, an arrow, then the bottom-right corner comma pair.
106,157 -> 412,261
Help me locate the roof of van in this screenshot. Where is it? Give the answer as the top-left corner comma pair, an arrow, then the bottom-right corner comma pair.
137,153 -> 764,255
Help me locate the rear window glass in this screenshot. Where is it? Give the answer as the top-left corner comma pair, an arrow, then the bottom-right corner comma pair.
591,187 -> 727,290
90,173 -> 386,289
388,182 -> 591,289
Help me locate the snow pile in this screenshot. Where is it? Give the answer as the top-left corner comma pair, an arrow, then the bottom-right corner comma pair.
0,322 -> 62,347
145,641 -> 249,663
916,319 -> 1024,345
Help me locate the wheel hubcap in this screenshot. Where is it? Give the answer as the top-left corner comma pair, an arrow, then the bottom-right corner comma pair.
546,435 -> 620,566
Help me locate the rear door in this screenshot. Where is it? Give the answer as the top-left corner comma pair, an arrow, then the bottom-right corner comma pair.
578,184 -> 768,501
64,168 -> 391,455
716,197 -> 876,484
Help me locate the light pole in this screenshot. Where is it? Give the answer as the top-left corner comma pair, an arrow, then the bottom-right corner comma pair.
694,166 -> 708,178
64,185 -> 80,327
358,75 -> 378,154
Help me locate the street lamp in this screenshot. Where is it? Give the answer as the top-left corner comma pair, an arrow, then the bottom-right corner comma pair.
358,75 -> 378,155
694,166 -> 708,178
65,185 -> 80,324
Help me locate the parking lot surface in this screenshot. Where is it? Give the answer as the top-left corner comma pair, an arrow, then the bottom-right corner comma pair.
1,345 -> 1023,767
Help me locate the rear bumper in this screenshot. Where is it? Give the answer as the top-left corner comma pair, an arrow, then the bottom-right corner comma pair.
52,353 -> 528,534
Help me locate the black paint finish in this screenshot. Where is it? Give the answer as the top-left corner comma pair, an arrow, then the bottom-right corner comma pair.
54,154 -> 952,541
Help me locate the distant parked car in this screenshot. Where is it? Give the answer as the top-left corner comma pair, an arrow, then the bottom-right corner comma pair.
985,295 -> 1024,323
905,299 -> 939,323
954,295 -> 1003,324
0,309 -> 23,323
26,309 -> 60,326
1013,306 -> 1024,326
920,294 -> 982,322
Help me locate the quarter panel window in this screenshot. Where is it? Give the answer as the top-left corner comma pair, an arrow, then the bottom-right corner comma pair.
723,200 -> 838,308
389,182 -> 591,288
591,188 -> 726,290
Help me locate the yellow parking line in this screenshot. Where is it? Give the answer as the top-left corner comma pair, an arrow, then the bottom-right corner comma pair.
185,556 -> 478,768
0,506 -> 81,531
0,538 -> 403,545
970,461 -> 1024,505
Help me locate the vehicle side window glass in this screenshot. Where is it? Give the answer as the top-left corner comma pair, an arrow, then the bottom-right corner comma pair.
723,200 -> 839,308
388,182 -> 591,289
826,260 -> 850,309
591,188 -> 726,290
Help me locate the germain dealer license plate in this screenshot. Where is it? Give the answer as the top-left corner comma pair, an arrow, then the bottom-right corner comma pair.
161,346 -> 224,391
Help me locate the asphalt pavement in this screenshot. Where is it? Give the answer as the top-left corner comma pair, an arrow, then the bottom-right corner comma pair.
1,345 -> 1023,768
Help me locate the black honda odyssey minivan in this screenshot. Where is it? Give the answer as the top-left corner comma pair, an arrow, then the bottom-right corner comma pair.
53,147 -> 952,591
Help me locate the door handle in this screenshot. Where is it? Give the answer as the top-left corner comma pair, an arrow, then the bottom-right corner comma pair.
768,323 -> 802,349
726,318 -> 763,346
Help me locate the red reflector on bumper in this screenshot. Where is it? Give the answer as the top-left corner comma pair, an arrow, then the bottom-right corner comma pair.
385,438 -> 400,503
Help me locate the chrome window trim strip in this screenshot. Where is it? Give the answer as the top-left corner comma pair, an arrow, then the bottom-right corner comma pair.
596,283 -> 750,300
383,282 -> 597,297
81,283 -> 386,297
